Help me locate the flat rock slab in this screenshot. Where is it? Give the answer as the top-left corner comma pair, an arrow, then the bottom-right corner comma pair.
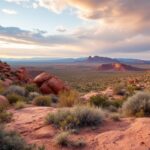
6,107 -> 150,150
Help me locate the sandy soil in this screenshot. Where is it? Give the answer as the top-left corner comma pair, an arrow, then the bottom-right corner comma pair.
6,107 -> 150,150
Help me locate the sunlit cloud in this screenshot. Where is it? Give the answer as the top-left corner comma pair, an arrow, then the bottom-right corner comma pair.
1,9 -> 17,15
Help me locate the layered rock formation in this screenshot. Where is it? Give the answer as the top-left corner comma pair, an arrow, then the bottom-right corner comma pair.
0,60 -> 31,86
33,72 -> 69,94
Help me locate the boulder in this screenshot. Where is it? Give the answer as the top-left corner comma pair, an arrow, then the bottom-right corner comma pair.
34,72 -> 69,95
33,72 -> 53,86
47,77 -> 65,94
2,79 -> 13,87
40,82 -> 54,94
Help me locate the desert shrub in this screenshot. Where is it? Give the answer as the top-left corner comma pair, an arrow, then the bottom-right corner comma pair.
5,85 -> 26,96
28,92 -> 40,101
114,84 -> 126,96
58,90 -> 79,107
25,83 -> 38,93
122,92 -> 150,117
33,95 -> 51,106
90,95 -> 109,108
127,85 -> 136,95
51,94 -> 59,103
0,82 -> 5,94
7,93 -> 26,104
15,101 -> 26,110
110,100 -> 124,108
46,106 -> 104,129
54,131 -> 70,146
0,128 -> 34,150
0,111 -> 12,123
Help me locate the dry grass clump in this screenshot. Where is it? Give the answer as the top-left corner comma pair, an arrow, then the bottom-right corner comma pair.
7,93 -> 26,104
122,92 -> 150,117
54,131 -> 86,148
15,101 -> 26,110
54,131 -> 70,146
58,90 -> 79,107
46,106 -> 104,129
33,95 -> 51,106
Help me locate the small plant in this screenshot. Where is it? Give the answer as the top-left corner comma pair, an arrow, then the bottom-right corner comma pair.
0,111 -> 12,123
15,101 -> 26,110
28,92 -> 40,101
46,106 -> 104,129
122,92 -> 150,117
0,128 -> 34,150
58,90 -> 79,107
90,95 -> 109,108
5,85 -> 26,96
25,83 -> 38,93
33,95 -> 51,106
54,131 -> 70,146
54,131 -> 86,148
7,93 -> 26,104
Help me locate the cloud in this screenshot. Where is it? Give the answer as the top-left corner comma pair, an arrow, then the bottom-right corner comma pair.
56,26 -> 67,32
37,0 -> 67,13
5,0 -> 29,5
1,9 -> 17,15
1,24 -> 150,59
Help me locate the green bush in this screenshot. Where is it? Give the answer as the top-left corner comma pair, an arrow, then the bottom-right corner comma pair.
5,85 -> 26,96
90,95 -> 109,108
15,101 -> 26,110
58,90 -> 79,107
0,128 -> 34,150
122,92 -> 150,117
7,93 -> 26,104
33,95 -> 51,106
25,84 -> 38,93
46,106 -> 104,129
0,111 -> 12,123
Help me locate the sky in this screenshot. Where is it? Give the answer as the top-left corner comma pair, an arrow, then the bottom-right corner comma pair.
0,0 -> 150,59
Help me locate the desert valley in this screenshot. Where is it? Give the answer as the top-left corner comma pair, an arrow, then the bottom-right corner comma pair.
1,0 -> 150,149
0,56 -> 150,150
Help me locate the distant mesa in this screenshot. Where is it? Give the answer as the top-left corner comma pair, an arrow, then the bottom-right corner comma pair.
98,63 -> 146,72
86,56 -> 119,63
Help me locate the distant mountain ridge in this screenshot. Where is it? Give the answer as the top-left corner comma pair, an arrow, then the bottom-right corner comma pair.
1,56 -> 150,65
86,56 -> 119,63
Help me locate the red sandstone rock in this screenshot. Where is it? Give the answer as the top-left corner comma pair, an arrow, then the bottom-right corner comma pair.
2,79 -> 13,87
47,77 -> 65,94
40,82 -> 54,94
33,72 -> 53,86
34,72 -> 69,95
0,95 -> 9,107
